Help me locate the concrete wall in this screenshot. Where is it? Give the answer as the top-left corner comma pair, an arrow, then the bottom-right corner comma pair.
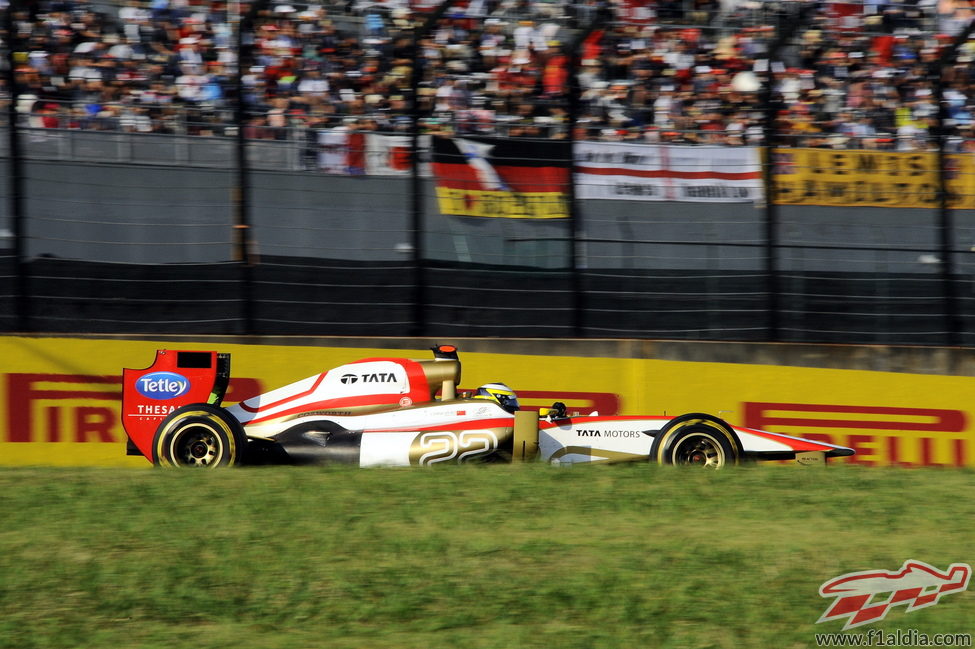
9,158 -> 962,273
13,160 -> 573,267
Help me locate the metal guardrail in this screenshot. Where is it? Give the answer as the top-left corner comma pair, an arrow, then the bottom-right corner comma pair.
6,127 -> 305,171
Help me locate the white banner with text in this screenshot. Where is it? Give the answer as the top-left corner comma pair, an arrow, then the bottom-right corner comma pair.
575,142 -> 763,203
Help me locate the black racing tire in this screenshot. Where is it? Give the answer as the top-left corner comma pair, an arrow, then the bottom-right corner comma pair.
650,413 -> 743,468
152,403 -> 247,468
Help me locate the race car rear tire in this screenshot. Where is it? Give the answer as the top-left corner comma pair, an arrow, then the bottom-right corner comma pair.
152,403 -> 247,468
650,414 -> 742,468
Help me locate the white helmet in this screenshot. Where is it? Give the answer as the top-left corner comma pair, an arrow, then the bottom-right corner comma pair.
473,382 -> 520,413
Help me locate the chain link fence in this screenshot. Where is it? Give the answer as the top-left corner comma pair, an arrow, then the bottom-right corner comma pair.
2,0 -> 975,345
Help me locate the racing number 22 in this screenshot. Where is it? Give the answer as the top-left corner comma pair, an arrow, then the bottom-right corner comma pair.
412,430 -> 499,465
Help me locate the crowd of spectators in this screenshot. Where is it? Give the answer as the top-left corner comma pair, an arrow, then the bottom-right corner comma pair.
5,0 -> 975,150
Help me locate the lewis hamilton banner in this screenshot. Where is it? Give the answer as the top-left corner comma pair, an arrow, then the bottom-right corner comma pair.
575,142 -> 763,203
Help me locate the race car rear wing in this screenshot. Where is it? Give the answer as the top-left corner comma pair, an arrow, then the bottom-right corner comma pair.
121,350 -> 229,460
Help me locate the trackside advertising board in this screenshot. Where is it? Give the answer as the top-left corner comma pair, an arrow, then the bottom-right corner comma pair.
0,336 -> 972,467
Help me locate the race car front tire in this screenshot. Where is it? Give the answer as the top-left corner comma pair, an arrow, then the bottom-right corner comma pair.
152,403 -> 247,468
650,414 -> 742,468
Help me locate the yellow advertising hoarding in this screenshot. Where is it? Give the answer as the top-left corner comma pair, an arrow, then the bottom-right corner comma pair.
772,148 -> 975,209
0,336 -> 971,468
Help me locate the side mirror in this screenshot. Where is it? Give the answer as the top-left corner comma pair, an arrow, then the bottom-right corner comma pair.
538,402 -> 567,420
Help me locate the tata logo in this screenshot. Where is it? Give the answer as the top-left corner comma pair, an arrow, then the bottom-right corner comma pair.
136,371 -> 189,400
363,373 -> 397,383
577,429 -> 644,438
341,373 -> 397,384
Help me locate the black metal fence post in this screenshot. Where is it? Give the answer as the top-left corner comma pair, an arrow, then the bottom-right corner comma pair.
933,83 -> 961,347
409,23 -> 424,338
760,62 -> 780,343
233,0 -> 269,336
760,4 -> 814,343
409,0 -> 452,338
566,30 -> 583,338
931,22 -> 975,346
566,6 -> 611,338
4,1 -> 27,332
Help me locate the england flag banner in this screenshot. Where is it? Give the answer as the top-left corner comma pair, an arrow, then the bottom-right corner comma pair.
575,142 -> 763,203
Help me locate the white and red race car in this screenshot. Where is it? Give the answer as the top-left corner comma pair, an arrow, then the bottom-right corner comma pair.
122,345 -> 854,468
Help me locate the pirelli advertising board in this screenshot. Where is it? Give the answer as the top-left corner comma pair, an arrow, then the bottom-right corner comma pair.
0,336 -> 972,468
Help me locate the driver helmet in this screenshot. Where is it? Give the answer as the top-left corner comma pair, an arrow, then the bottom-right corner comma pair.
473,382 -> 520,413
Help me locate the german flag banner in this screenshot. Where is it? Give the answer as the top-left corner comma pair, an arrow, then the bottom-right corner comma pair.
431,136 -> 571,219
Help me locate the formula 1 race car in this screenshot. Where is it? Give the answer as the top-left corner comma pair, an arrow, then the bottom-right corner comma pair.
121,346 -> 855,469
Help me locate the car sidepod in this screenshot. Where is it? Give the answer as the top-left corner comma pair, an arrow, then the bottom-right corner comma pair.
243,399 -> 517,467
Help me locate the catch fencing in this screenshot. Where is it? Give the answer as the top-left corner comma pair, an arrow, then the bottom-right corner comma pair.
2,125 -> 974,346
2,0 -> 975,345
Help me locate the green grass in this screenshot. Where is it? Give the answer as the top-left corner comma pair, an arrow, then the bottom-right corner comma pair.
1,464 -> 972,649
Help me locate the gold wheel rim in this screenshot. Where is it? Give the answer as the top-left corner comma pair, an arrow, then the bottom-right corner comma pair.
171,423 -> 223,467
672,434 -> 724,468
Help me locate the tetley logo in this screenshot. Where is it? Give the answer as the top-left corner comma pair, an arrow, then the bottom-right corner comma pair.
136,371 -> 190,400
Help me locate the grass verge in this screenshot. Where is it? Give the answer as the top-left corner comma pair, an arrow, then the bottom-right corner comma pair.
1,463 -> 972,649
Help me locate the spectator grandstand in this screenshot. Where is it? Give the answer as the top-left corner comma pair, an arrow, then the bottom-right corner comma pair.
2,0 -> 971,150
